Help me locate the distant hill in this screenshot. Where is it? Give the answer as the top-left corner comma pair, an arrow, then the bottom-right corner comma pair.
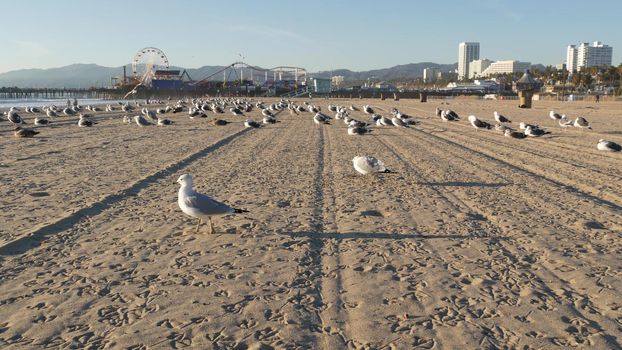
312,62 -> 458,81
0,61 -> 545,88
0,64 -> 227,88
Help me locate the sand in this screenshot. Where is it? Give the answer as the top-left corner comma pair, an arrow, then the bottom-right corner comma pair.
0,97 -> 621,349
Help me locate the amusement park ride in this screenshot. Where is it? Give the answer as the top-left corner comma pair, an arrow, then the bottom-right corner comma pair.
114,47 -> 312,96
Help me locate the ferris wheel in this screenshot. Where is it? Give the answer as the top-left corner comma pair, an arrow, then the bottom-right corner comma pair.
132,47 -> 170,84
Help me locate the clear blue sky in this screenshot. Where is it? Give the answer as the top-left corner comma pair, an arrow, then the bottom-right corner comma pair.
1,0 -> 620,73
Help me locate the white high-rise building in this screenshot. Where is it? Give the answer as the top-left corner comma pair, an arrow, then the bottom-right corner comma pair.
469,59 -> 493,79
566,45 -> 578,73
566,41 -> 613,72
423,68 -> 438,83
458,42 -> 480,80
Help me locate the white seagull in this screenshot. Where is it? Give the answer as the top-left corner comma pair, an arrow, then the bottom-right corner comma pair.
468,115 -> 492,130
177,174 -> 248,234
596,139 -> 621,152
244,119 -> 261,128
493,111 -> 511,123
549,110 -> 562,120
78,115 -> 95,127
134,115 -> 152,126
574,117 -> 592,129
352,156 -> 392,175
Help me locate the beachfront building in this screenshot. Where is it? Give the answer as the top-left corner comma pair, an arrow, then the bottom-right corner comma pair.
423,68 -> 438,83
446,79 -> 500,93
331,75 -> 345,86
468,59 -> 493,79
311,78 -> 332,94
480,60 -> 531,77
566,41 -> 613,72
458,42 -> 480,80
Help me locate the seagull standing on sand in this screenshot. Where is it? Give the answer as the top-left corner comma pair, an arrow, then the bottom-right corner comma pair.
352,156 -> 392,175
574,117 -> 592,129
177,174 -> 248,234
597,139 -> 621,152
468,115 -> 492,130
494,111 -> 511,123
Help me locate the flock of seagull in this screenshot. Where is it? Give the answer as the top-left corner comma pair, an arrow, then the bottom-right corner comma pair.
2,97 -> 620,233
434,107 -> 619,151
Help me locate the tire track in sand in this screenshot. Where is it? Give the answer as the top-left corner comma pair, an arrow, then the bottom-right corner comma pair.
0,127 -> 253,256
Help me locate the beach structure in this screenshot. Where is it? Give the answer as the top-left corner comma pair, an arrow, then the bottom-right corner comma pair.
516,70 -> 541,108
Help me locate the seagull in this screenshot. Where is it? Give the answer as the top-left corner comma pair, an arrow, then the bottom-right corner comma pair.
63,107 -> 76,116
34,117 -> 49,126
558,116 -> 573,128
46,109 -> 58,117
494,111 -> 511,123
444,110 -> 460,120
549,110 -> 562,120
211,119 -> 229,126
363,105 -> 374,114
377,116 -> 393,126
495,123 -> 510,132
78,115 -> 95,127
524,125 -> 550,137
244,119 -> 261,128
348,126 -> 372,135
177,174 -> 248,234
440,110 -> 458,122
352,156 -> 392,175
504,129 -> 527,139
596,139 -> 621,152
134,115 -> 152,126
349,105 -> 359,111
14,127 -> 39,138
157,117 -> 173,126
391,117 -> 409,128
574,117 -> 592,129
468,115 -> 492,130
519,122 -> 539,130
313,113 -> 330,125
143,109 -> 158,121
230,107 -> 244,116
262,109 -> 274,117
263,116 -> 278,124
7,111 -> 25,124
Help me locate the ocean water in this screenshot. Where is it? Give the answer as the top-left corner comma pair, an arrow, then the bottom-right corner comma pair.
0,98 -> 135,108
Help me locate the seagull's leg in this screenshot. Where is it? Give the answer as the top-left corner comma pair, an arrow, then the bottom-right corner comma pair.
195,218 -> 202,233
208,217 -> 215,234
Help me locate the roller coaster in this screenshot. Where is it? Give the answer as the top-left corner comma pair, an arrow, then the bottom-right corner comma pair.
191,62 -> 308,87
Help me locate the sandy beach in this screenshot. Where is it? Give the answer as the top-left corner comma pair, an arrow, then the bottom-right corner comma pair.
1,97 -> 621,349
